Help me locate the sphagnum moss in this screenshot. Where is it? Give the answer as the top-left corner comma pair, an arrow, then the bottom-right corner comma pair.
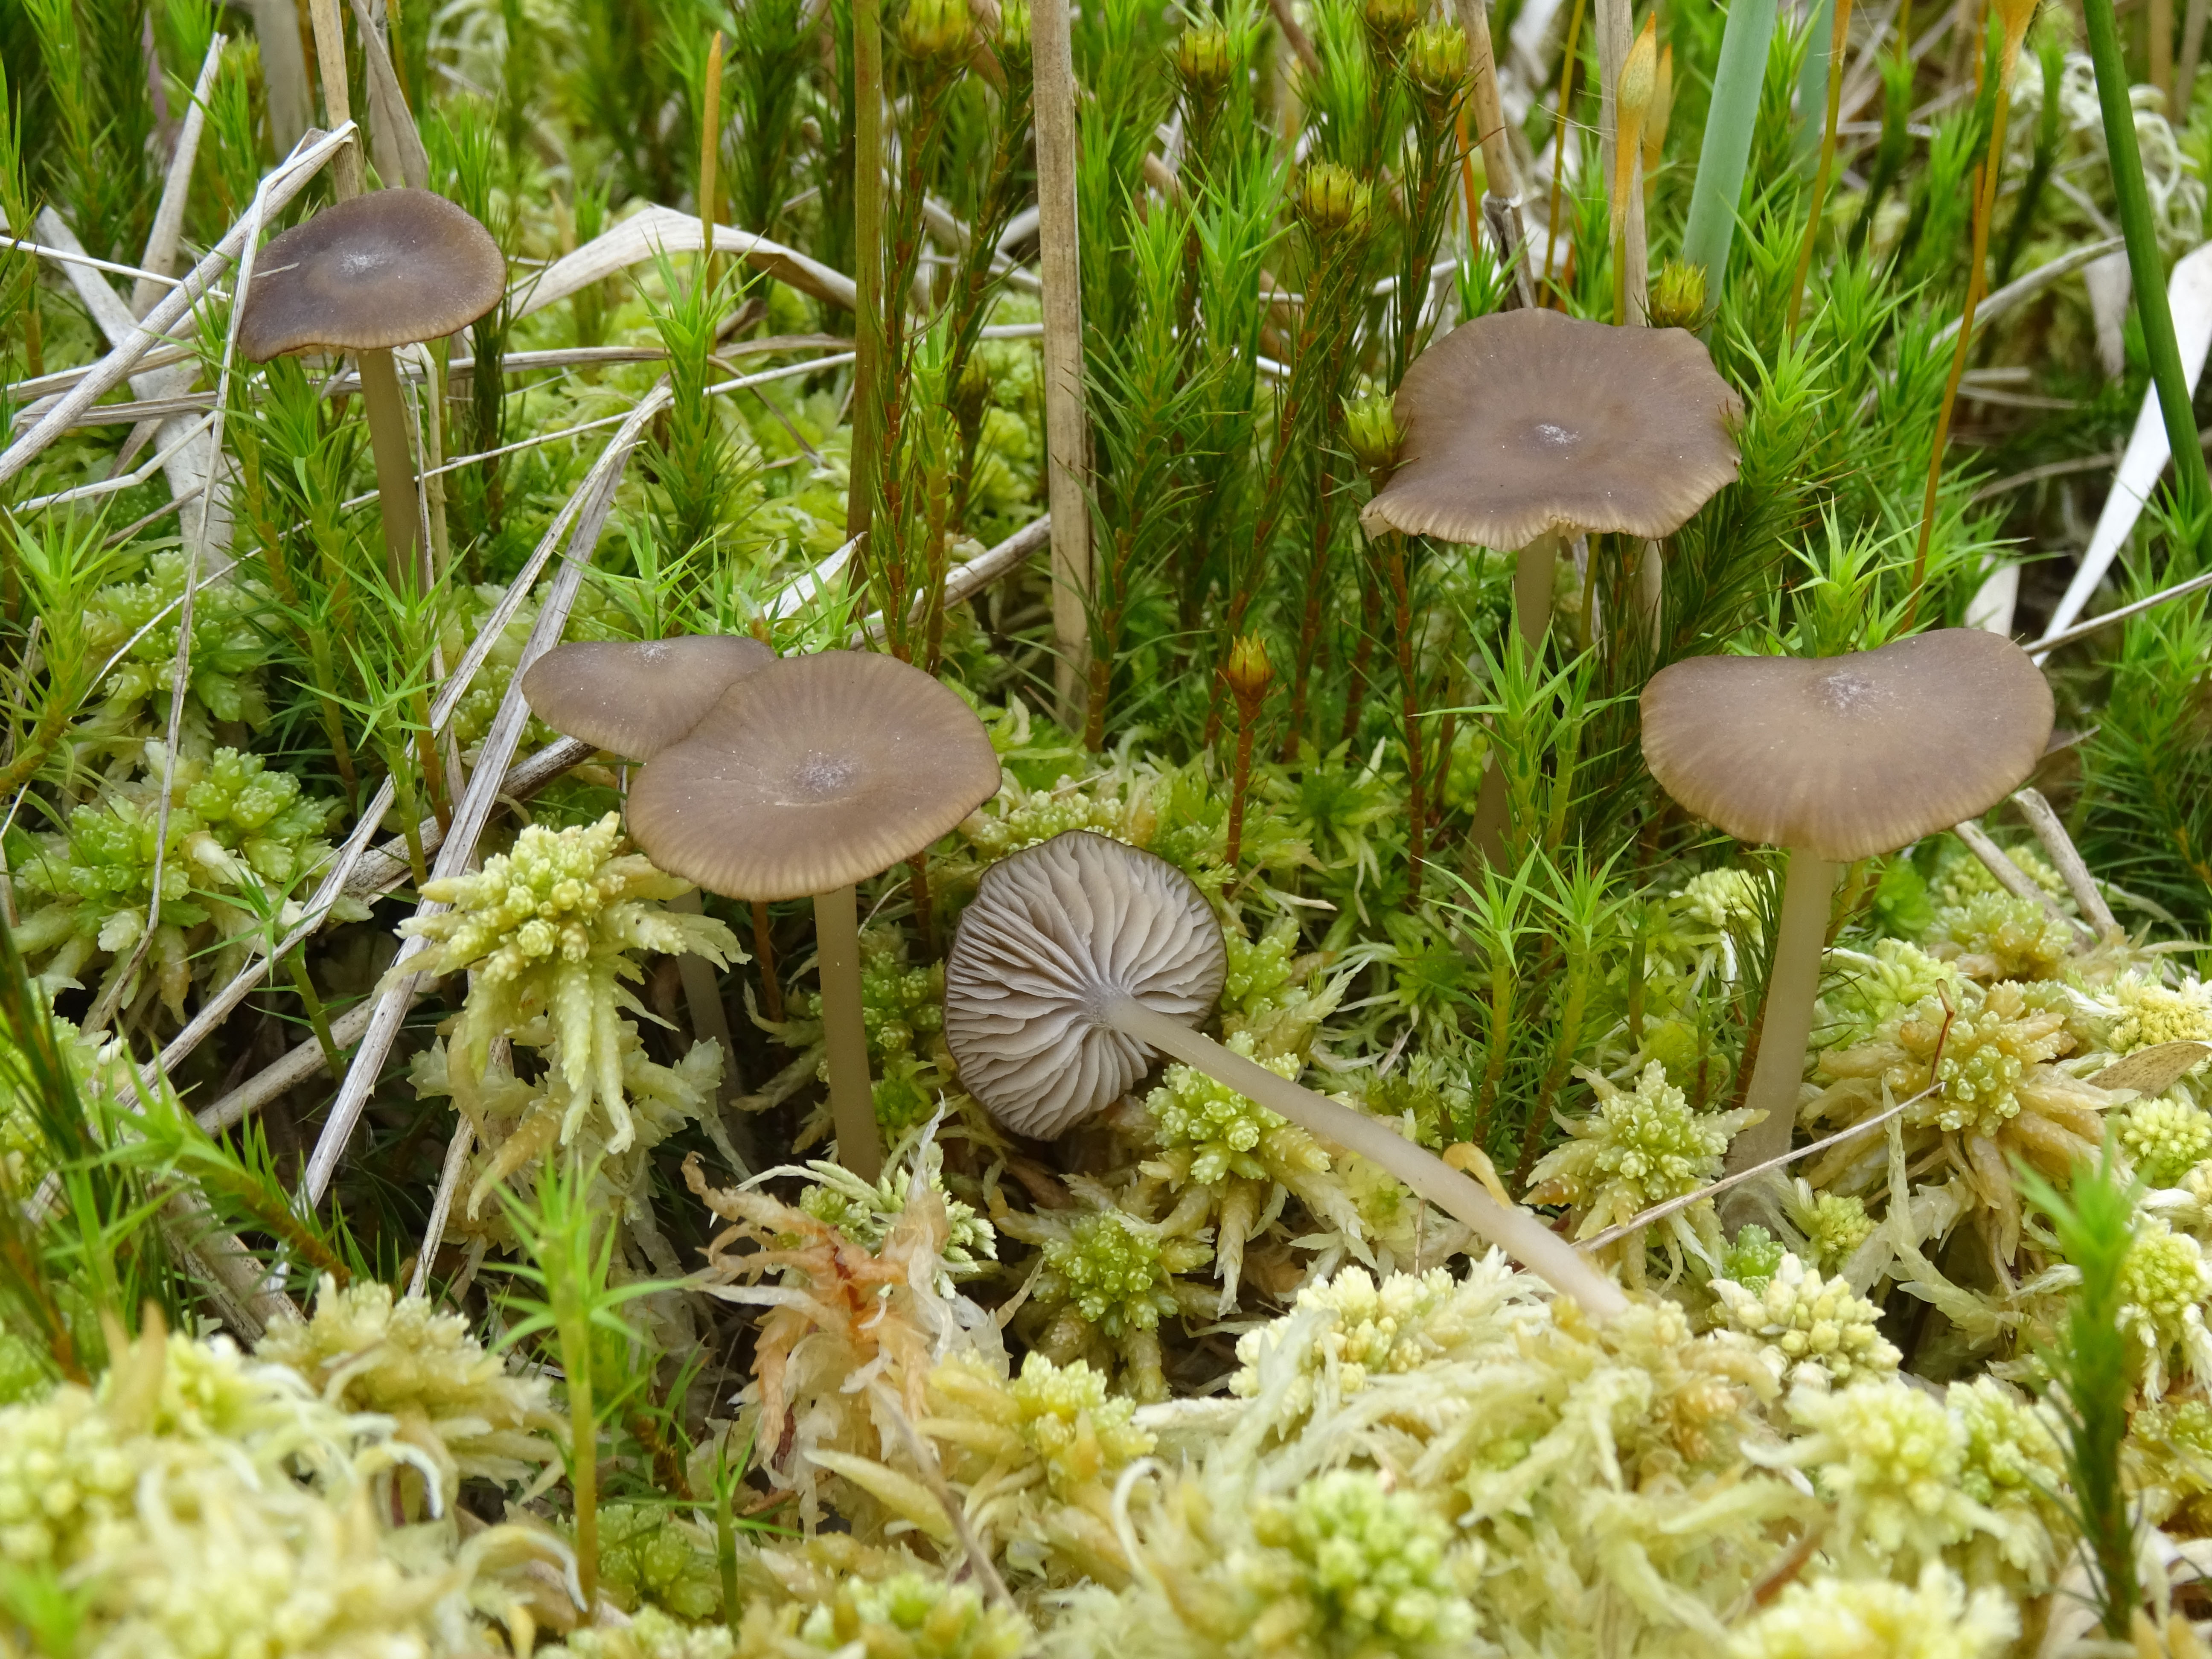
8,0 -> 2212,1648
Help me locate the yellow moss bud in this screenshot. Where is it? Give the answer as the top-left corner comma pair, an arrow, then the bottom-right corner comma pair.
900,0 -> 974,61
1177,22 -> 1234,94
1295,162 -> 1369,236
1647,257 -> 1708,330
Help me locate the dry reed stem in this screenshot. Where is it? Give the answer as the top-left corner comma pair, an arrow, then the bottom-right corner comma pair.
1031,0 -> 1093,728
131,37 -> 225,318
0,125 -> 355,483
306,0 -> 364,200
299,389 -> 667,1205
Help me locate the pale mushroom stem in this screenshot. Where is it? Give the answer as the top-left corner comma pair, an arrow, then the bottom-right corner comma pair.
1103,995 -> 1629,1319
356,345 -> 422,591
815,883 -> 885,1184
1513,530 -> 1561,651
1722,850 -> 1839,1185
1471,531 -> 1562,861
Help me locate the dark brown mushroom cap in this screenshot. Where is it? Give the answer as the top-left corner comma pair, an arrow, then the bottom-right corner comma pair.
943,832 -> 1229,1139
1361,309 -> 1744,548
520,635 -> 773,761
623,650 -> 1002,901
238,189 -> 507,360
1640,629 -> 2055,862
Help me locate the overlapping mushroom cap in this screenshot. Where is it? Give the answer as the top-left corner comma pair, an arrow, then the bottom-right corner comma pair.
521,634 -> 772,761
623,650 -> 1002,901
944,832 -> 1229,1138
239,189 -> 507,360
1641,629 -> 2055,862
1361,309 -> 1744,547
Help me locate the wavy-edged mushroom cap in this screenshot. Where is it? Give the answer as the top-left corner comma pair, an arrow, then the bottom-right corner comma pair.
521,634 -> 772,761
239,189 -> 507,360
1641,629 -> 2055,863
1361,309 -> 1743,548
623,649 -> 1001,901
943,832 -> 1229,1139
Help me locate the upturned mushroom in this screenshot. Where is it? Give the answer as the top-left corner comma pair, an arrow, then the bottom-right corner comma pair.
520,634 -> 773,763
1640,629 -> 2055,1190
943,830 -> 1628,1318
1362,310 -> 1742,852
239,189 -> 507,590
621,650 -> 1002,1183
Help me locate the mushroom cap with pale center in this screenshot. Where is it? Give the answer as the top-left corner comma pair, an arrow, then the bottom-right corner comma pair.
943,831 -> 1228,1139
521,634 -> 772,761
239,189 -> 508,360
1640,629 -> 2055,863
622,650 -> 1002,901
1361,309 -> 1744,549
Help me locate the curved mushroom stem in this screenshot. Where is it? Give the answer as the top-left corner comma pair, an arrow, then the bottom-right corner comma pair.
1720,851 -> 1839,1207
1103,995 -> 1628,1319
815,883 -> 885,1183
357,345 -> 422,591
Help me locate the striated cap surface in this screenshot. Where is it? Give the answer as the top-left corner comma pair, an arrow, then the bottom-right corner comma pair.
239,189 -> 507,359
521,634 -> 773,761
624,650 -> 1001,900
1362,308 -> 1743,548
1640,629 -> 2055,861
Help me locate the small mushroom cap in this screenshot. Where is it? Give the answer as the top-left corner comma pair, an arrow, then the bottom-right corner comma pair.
1361,309 -> 1743,548
1641,629 -> 2055,862
623,650 -> 1001,901
521,634 -> 773,761
239,189 -> 507,360
943,832 -> 1228,1139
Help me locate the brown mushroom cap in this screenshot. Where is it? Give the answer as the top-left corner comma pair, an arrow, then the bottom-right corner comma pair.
623,650 -> 1002,901
521,634 -> 773,761
943,832 -> 1229,1139
1361,309 -> 1744,548
1640,629 -> 2055,862
239,189 -> 507,360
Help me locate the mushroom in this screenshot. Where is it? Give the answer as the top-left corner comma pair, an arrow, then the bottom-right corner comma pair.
621,650 -> 1002,1183
943,830 -> 1628,1318
239,189 -> 507,590
1640,629 -> 2055,1188
1360,310 -> 1743,853
520,634 -> 773,763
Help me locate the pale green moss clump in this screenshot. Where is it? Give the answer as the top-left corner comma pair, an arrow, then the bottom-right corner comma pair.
12,746 -> 348,1018
2118,1092 -> 2212,1186
1726,1563 -> 2016,1659
2107,974 -> 2212,1052
796,1133 -> 996,1291
1525,1062 -> 1750,1237
1144,1033 -> 1303,1185
254,1274 -> 559,1502
2118,1216 -> 2212,1395
1241,1470 -> 1478,1658
1925,892 -> 2073,982
0,1315 -> 518,1657
399,812 -> 737,1154
1787,1382 -> 2000,1573
1039,1210 -> 1180,1339
1708,1254 -> 1901,1388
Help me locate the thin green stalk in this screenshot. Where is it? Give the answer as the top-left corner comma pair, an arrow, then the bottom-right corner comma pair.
2023,1149 -> 2143,1638
283,946 -> 344,1080
1906,4 -> 2031,620
847,0 -> 887,547
1786,0 -> 1855,332
2080,0 -> 2211,527
1679,0 -> 1778,309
